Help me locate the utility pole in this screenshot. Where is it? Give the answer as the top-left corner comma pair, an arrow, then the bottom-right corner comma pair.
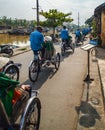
78,12 -> 79,29
36,0 -> 39,26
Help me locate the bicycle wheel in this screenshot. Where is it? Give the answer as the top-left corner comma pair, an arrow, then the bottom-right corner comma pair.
70,43 -> 75,53
75,37 -> 79,46
3,64 -> 19,81
29,60 -> 39,82
7,49 -> 14,57
55,53 -> 60,70
20,97 -> 41,130
61,44 -> 66,56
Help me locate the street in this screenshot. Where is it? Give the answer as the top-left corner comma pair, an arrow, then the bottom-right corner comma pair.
11,44 -> 87,130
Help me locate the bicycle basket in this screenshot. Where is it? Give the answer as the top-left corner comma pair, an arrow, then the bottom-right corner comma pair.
0,73 -> 20,117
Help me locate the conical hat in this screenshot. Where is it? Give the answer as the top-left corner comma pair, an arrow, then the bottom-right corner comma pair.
44,36 -> 52,41
0,57 -> 9,69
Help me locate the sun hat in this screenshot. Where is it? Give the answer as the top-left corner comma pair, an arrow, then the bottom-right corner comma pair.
44,36 -> 52,42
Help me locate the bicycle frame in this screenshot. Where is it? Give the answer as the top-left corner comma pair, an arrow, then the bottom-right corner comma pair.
0,85 -> 41,130
29,47 -> 60,82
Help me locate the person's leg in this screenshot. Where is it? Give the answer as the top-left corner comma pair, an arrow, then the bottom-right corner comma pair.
66,39 -> 69,46
33,50 -> 38,60
40,47 -> 45,59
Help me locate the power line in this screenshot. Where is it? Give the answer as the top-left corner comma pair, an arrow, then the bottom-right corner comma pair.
40,0 -> 61,11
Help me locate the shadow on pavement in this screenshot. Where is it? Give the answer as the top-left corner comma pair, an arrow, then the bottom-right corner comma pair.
23,66 -> 59,90
75,101 -> 101,128
60,51 -> 74,62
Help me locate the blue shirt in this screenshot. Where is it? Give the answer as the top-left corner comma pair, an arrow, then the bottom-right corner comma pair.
75,30 -> 81,37
30,30 -> 44,51
61,29 -> 69,39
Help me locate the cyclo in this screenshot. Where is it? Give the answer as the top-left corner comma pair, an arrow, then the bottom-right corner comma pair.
29,36 -> 60,82
0,57 -> 21,81
0,73 -> 41,130
61,35 -> 75,56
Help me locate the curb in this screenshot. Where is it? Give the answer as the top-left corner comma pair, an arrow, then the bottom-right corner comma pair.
97,59 -> 105,111
0,46 -> 31,58
96,48 -> 105,111
11,47 -> 31,57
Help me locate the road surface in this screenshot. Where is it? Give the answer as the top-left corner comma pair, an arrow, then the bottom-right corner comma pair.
11,43 -> 87,130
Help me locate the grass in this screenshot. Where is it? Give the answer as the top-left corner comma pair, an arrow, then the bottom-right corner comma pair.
18,47 -> 27,51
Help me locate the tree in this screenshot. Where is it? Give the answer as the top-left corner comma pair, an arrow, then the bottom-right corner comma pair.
85,15 -> 94,27
39,9 -> 73,36
85,16 -> 97,37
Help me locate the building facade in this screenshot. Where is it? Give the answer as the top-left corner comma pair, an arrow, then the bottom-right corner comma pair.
94,3 -> 105,47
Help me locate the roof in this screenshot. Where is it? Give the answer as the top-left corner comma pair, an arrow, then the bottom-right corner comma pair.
94,2 -> 105,15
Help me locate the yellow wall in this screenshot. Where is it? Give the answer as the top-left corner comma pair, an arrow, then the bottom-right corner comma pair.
101,11 -> 105,47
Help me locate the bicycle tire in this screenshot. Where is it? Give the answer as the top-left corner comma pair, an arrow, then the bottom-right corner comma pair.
3,64 -> 19,81
61,43 -> 66,56
29,60 -> 39,82
8,49 -> 14,57
55,53 -> 60,70
70,43 -> 75,53
20,97 -> 41,130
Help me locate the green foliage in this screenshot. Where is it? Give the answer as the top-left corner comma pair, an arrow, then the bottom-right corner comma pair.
0,16 -> 36,28
85,16 -> 98,37
39,9 -> 73,28
91,20 -> 97,37
39,9 -> 73,36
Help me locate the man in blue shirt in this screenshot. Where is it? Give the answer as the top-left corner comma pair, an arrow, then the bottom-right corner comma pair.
61,26 -> 69,45
75,29 -> 81,41
30,26 -> 45,59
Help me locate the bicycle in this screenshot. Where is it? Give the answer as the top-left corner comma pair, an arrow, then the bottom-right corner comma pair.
0,57 -> 21,81
29,49 -> 60,82
0,73 -> 41,130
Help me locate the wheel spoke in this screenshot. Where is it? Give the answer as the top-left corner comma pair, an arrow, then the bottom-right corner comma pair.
29,60 -> 39,82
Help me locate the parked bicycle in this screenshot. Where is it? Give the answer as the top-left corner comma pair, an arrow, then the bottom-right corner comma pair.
0,57 -> 21,81
29,36 -> 60,82
0,73 -> 41,130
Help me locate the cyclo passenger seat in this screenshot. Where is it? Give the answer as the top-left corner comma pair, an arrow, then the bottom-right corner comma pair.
43,36 -> 55,60
0,73 -> 19,117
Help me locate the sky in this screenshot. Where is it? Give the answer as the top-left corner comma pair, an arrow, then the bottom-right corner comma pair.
0,0 -> 105,25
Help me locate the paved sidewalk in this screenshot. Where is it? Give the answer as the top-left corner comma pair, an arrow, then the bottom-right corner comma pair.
76,47 -> 105,130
